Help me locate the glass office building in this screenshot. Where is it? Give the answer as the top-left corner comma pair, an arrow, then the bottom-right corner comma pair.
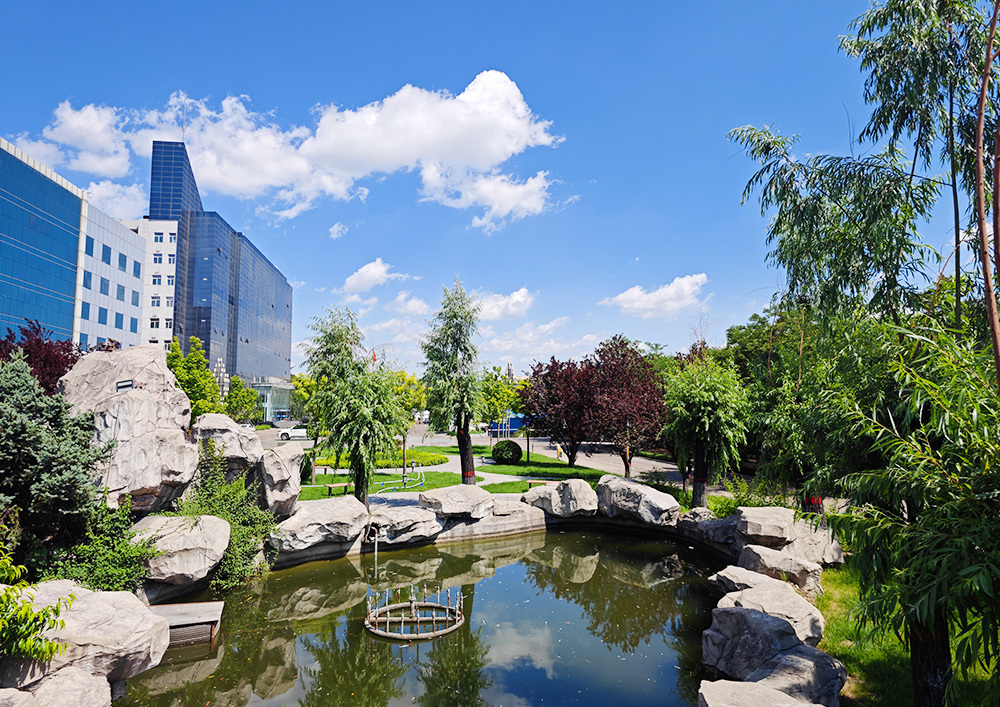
148,141 -> 292,382
1,137 -> 144,349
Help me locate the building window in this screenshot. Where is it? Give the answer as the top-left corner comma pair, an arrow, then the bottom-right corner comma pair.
81,302 -> 90,320
168,253 -> 175,265
150,318 -> 160,329
133,261 -> 141,278
85,236 -> 94,256
131,290 -> 139,307
149,339 -> 158,344
169,234 -> 177,243
114,312 -> 124,330
152,275 -> 161,286
116,284 -> 125,301
99,277 -> 110,296
166,296 -> 174,308
167,275 -> 175,286
79,333 -> 88,349
98,307 -> 108,325
101,244 -> 111,265
154,234 -> 164,243
153,253 -> 162,264
151,296 -> 161,307
130,318 -> 138,334
82,270 -> 92,289
165,319 -> 173,329
118,253 -> 127,272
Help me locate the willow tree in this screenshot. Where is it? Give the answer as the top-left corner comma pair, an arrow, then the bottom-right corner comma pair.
306,307 -> 409,509
421,280 -> 482,484
662,357 -> 748,508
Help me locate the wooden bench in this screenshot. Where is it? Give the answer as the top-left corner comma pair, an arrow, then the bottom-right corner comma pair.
325,483 -> 353,496
526,480 -> 558,489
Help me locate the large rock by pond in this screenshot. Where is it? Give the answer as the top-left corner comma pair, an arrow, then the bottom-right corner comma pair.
0,580 -> 168,691
257,443 -> 303,519
131,515 -> 230,585
0,689 -> 41,706
192,413 -> 265,480
369,505 -> 446,545
736,507 -> 844,567
716,584 -> 824,646
28,668 -> 111,707
708,565 -> 788,594
419,485 -> 495,519
738,544 -> 823,598
268,496 -> 368,559
698,679 -> 819,707
745,644 -> 847,707
702,607 -> 802,680
521,479 -> 597,517
596,475 -> 681,525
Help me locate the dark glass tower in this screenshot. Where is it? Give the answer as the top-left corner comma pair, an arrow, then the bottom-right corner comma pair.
148,141 -> 292,380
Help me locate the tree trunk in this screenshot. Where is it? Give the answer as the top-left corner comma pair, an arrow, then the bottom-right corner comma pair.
621,450 -> 631,477
456,413 -> 476,484
909,609 -> 953,707
566,441 -> 579,467
692,439 -> 708,507
949,81 -> 962,331
353,459 -> 369,511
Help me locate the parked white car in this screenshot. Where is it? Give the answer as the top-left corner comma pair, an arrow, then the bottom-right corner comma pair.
279,424 -> 308,441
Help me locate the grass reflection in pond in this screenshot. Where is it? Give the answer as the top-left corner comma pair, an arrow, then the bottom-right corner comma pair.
120,529 -> 719,707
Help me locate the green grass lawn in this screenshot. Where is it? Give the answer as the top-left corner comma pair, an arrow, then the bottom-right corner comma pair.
818,562 -> 990,706
300,471 -> 482,500
481,480 -> 538,494
484,457 -> 605,482
411,444 -> 492,457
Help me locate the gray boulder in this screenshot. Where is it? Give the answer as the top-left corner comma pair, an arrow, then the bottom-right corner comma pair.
737,507 -> 796,548
257,443 -> 303,519
29,668 -> 110,707
739,544 -> 823,598
131,515 -> 230,585
58,344 -> 191,427
596,475 -> 681,525
0,580 -> 168,689
708,565 -> 789,594
521,479 -> 597,517
369,505 -> 446,545
0,689 -> 41,707
702,607 -> 802,680
746,644 -> 847,707
698,679 -> 818,707
717,584 -> 824,646
785,519 -> 845,567
192,413 -> 264,480
268,496 -> 368,553
419,485 -> 494,519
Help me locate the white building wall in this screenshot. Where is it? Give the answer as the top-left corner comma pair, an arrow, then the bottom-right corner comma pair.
118,219 -> 178,350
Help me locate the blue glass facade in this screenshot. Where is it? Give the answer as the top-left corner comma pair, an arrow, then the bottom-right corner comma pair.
148,141 -> 291,380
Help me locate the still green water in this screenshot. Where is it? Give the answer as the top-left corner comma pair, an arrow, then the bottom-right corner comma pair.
121,529 -> 719,707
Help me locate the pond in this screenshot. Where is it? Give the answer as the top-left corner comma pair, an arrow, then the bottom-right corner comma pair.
120,529 -> 721,707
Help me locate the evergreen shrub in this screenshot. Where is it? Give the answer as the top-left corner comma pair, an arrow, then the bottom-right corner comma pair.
491,440 -> 523,464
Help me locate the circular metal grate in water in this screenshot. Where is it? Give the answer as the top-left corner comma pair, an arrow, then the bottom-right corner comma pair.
365,588 -> 464,641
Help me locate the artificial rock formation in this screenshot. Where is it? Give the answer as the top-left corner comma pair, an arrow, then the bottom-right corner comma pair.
268,496 -> 368,557
131,515 -> 230,585
192,413 -> 265,481
257,443 -> 303,519
28,667 -> 111,707
738,544 -> 823,598
736,507 -> 844,567
596,475 -> 681,525
745,645 -> 847,707
419,485 -> 495,519
698,679 -> 819,707
0,689 -> 41,706
369,505 -> 446,545
716,584 -> 825,646
702,607 -> 802,680
521,479 -> 598,517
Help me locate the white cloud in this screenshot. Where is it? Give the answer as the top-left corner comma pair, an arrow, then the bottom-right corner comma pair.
388,290 -> 429,316
13,135 -> 65,169
86,181 -> 147,219
478,317 -> 603,369
28,72 -> 564,231
476,287 -> 535,320
342,258 -> 410,293
289,279 -> 306,289
598,273 -> 709,320
329,222 -> 347,239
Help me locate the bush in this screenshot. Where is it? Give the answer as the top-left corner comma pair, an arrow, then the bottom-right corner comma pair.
491,440 -> 523,465
300,453 -> 313,484
255,423 -> 271,431
1,537 -> 71,661
313,450 -> 448,470
170,441 -> 276,592
42,501 -> 157,592
710,475 -> 793,518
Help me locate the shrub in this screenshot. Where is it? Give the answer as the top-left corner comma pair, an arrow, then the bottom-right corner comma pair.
313,450 -> 448,470
1,537 -> 71,661
710,475 -> 793,518
300,453 -> 313,484
171,441 -> 276,592
491,440 -> 523,465
42,501 -> 157,592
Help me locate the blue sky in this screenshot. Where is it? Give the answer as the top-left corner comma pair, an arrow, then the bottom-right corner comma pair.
3,1 -> 879,374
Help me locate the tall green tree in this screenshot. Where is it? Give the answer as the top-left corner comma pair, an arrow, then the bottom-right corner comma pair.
167,336 -> 224,420
306,308 -> 409,508
421,280 -> 482,483
662,357 -> 749,508
224,376 -> 261,423
480,365 -> 516,444
289,373 -> 316,421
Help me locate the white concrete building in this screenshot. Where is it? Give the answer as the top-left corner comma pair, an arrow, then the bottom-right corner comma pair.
118,218 -> 178,349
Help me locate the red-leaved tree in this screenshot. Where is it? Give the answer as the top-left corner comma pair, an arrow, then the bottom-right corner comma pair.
0,321 -> 81,395
589,336 -> 665,477
521,357 -> 597,467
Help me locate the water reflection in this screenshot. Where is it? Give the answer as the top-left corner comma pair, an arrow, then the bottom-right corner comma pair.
121,530 -> 716,707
